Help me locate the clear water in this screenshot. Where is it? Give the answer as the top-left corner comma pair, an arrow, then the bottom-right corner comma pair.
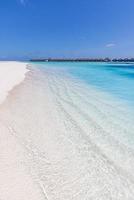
35,62 -> 134,108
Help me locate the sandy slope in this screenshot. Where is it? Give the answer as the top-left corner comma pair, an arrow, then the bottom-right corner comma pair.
0,62 -> 46,200
0,61 -> 28,104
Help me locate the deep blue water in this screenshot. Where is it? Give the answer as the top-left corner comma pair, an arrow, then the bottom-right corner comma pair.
33,62 -> 134,107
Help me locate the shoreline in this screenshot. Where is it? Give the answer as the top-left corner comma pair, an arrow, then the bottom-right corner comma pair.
0,62 -> 134,199
0,61 -> 29,105
0,63 -> 46,200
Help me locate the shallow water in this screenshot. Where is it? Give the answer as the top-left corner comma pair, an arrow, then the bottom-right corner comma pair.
37,62 -> 134,107
0,62 -> 134,199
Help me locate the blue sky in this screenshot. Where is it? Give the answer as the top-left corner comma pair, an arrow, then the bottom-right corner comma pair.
0,0 -> 134,59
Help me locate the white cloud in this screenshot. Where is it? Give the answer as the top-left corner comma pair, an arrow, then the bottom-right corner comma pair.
106,43 -> 116,48
20,0 -> 25,5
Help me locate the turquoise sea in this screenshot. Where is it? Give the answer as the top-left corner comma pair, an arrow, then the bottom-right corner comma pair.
36,61 -> 134,108
32,61 -> 134,147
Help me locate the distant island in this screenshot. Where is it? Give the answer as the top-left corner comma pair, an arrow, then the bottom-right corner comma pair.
30,58 -> 134,62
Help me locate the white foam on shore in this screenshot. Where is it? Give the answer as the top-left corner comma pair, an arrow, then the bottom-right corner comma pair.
0,61 -> 28,104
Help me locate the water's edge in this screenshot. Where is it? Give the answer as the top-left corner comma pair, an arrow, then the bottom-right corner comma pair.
0,63 -> 134,199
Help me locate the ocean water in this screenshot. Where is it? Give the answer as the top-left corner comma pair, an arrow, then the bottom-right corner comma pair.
0,61 -> 134,199
37,62 -> 134,107
34,61 -> 134,145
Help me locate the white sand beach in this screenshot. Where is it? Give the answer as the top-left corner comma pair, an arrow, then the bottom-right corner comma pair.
0,62 -> 45,200
0,62 -> 28,104
0,62 -> 134,200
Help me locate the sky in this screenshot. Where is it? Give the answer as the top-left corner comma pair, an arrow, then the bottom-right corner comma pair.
0,0 -> 134,59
